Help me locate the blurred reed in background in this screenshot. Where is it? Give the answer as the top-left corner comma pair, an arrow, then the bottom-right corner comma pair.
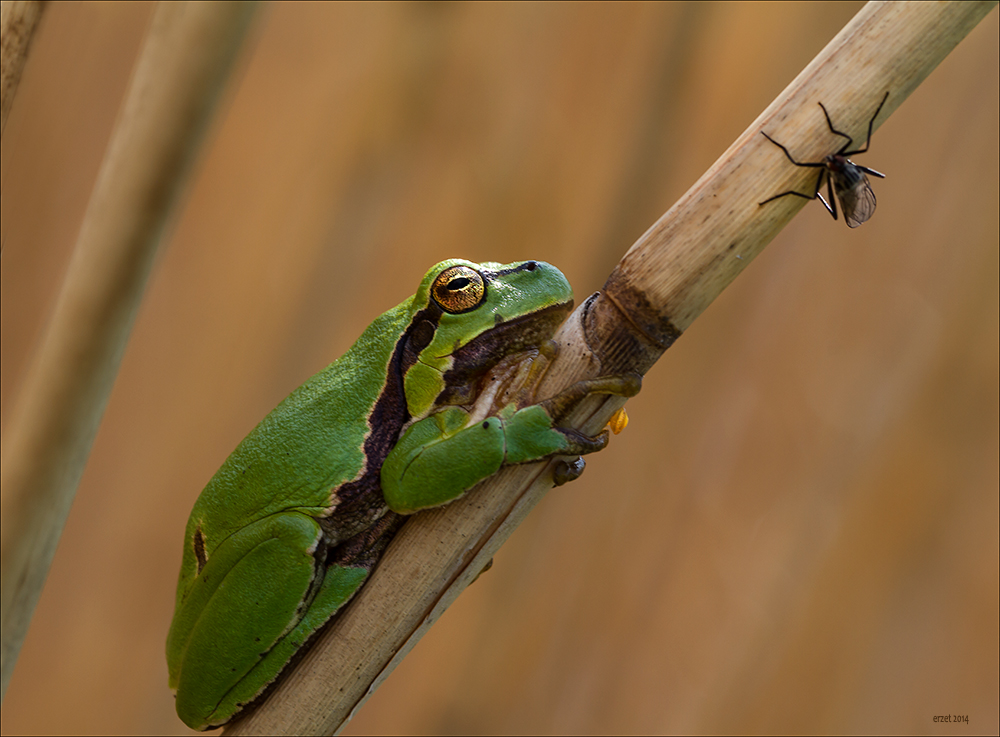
1,3 -> 996,734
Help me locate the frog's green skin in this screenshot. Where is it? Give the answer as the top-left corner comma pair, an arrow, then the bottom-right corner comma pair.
166,259 -> 639,730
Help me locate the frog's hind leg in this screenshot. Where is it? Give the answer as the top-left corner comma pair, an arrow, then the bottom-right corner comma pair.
213,513 -> 406,723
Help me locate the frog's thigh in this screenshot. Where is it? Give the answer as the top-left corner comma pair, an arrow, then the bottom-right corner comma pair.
212,558 -> 372,724
174,513 -> 322,727
382,416 -> 506,513
210,515 -> 406,724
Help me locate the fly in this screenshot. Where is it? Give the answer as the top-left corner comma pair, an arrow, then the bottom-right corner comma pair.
760,91 -> 889,228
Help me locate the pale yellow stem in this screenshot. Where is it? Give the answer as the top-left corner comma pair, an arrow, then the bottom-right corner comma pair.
0,0 -> 259,701
0,0 -> 45,137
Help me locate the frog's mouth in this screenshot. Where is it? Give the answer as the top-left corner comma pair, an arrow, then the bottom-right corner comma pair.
437,300 -> 572,388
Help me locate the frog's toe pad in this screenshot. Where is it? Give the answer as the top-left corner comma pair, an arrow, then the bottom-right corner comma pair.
553,457 -> 585,486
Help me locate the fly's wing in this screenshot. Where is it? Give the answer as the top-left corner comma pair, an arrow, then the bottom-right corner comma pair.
834,172 -> 877,228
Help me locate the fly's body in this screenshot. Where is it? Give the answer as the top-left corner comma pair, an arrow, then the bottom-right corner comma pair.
760,91 -> 889,228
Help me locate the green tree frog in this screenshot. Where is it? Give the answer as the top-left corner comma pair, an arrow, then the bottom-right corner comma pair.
166,259 -> 639,730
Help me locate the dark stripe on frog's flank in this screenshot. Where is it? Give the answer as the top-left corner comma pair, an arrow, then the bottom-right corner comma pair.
321,303 -> 444,540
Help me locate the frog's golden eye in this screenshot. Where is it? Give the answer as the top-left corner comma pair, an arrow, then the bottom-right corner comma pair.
431,265 -> 486,313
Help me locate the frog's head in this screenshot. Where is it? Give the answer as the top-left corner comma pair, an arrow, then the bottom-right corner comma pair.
403,259 -> 573,417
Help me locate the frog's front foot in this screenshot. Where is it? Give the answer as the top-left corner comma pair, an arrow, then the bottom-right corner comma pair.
540,372 -> 641,485
540,372 -> 641,454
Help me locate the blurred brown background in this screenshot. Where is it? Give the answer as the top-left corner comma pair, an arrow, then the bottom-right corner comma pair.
1,2 -> 997,734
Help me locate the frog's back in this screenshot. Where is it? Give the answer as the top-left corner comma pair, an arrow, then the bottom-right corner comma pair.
189,301 -> 414,545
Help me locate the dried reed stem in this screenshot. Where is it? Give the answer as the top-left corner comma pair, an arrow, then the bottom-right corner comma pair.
0,0 -> 45,137
227,1 -> 994,733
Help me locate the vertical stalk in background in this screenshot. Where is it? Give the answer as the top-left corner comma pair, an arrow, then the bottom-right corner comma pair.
0,0 -> 46,137
0,1 -> 259,700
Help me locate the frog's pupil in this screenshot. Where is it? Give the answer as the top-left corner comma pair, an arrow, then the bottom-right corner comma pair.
449,278 -> 470,291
